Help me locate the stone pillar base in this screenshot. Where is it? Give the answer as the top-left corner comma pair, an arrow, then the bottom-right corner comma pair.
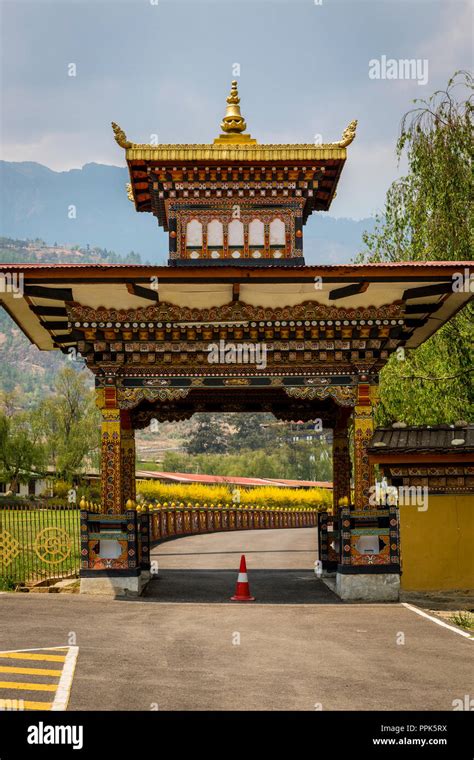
80,571 -> 150,597
321,569 -> 336,578
335,572 -> 400,601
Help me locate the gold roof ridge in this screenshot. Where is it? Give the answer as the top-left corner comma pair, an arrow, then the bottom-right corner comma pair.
112,116 -> 358,157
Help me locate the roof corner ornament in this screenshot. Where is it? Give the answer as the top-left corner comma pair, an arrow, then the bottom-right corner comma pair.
111,121 -> 131,149
337,119 -> 358,148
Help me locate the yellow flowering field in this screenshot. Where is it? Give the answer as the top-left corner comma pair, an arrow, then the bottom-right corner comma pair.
136,480 -> 331,510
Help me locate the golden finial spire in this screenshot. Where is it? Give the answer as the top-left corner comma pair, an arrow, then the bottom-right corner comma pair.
221,80 -> 247,134
214,80 -> 257,145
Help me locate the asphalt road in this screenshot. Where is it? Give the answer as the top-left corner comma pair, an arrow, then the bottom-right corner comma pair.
0,528 -> 471,711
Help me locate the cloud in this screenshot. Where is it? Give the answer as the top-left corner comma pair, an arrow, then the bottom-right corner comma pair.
417,1 -> 473,79
0,0 -> 470,219
331,140 -> 407,220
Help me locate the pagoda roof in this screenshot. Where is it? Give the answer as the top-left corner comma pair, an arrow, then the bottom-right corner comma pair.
111,81 -> 358,221
111,79 -> 356,162
117,136 -> 350,221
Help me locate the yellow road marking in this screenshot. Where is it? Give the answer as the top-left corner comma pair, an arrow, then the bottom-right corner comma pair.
0,699 -> 54,710
0,665 -> 62,677
0,681 -> 58,692
0,652 -> 66,663
0,647 -> 79,711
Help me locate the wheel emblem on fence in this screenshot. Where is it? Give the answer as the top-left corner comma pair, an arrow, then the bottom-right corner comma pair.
34,528 -> 72,565
0,531 -> 21,567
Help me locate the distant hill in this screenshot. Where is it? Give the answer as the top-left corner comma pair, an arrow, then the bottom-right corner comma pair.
0,161 -> 374,264
0,161 -> 161,262
0,238 -> 145,404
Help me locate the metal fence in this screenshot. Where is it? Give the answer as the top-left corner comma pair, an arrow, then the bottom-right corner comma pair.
80,506 -> 319,576
0,502 -> 320,588
0,503 -> 81,588
148,505 -> 319,544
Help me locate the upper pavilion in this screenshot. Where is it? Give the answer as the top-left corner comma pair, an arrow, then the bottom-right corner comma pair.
112,80 -> 357,266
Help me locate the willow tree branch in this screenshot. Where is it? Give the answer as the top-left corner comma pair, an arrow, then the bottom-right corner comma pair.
398,368 -> 474,382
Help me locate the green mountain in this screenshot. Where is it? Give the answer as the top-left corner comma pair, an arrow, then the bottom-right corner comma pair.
0,237 -> 143,403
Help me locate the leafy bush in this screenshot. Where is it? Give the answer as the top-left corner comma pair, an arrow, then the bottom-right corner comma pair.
49,479 -> 100,505
52,479 -> 72,499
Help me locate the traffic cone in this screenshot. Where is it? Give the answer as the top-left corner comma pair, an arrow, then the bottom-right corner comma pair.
231,554 -> 255,601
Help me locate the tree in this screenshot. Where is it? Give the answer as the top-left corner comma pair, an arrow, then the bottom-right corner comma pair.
31,366 -> 100,480
226,413 -> 274,452
184,414 -> 231,455
358,71 -> 474,424
0,411 -> 45,491
0,389 -> 23,418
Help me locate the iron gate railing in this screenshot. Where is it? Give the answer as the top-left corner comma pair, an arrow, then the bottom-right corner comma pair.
0,503 -> 81,588
1,502 -> 321,586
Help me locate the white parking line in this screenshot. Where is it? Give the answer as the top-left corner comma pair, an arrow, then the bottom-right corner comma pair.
402,603 -> 473,639
52,646 -> 79,711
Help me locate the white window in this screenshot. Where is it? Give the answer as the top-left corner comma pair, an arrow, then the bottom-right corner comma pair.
248,219 -> 264,246
186,219 -> 203,247
228,219 -> 244,246
269,218 -> 285,245
207,219 -> 224,247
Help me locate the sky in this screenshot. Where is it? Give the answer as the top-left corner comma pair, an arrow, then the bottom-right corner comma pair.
0,0 -> 472,219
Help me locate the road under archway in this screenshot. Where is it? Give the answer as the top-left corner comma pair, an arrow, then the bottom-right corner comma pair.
146,527 -> 339,604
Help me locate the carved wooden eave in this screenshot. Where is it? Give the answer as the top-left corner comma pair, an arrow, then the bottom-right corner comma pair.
0,262 -> 471,362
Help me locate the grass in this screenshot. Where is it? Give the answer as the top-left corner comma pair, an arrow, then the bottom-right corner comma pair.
137,461 -> 163,472
449,610 -> 474,630
0,577 -> 15,591
0,506 -> 81,586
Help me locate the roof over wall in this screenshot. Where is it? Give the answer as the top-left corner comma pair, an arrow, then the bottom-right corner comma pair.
135,470 -> 332,490
369,424 -> 474,456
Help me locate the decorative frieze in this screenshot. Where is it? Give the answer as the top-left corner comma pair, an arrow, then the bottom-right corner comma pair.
68,300 -> 404,325
284,385 -> 356,406
117,387 -> 190,409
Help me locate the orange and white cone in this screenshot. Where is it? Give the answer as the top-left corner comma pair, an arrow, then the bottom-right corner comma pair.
231,554 -> 255,601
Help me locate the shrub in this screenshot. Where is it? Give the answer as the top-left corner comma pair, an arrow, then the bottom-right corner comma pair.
52,479 -> 72,499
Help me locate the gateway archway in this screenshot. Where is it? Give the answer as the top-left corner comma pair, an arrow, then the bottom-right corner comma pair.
1,81 -> 471,600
